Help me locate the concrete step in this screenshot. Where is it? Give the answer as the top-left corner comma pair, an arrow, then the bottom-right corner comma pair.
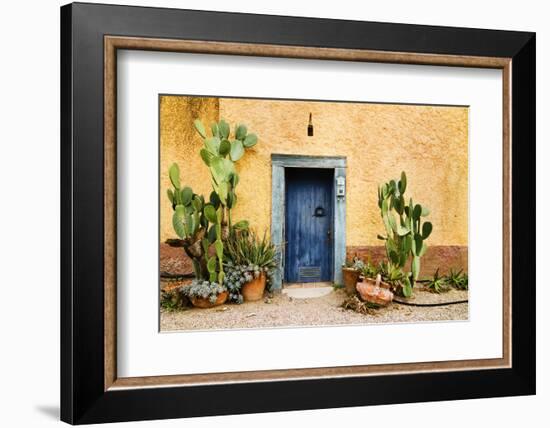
282,286 -> 333,299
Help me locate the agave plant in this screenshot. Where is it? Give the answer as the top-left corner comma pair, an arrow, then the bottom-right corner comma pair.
358,260 -> 378,279
426,269 -> 450,294
445,268 -> 469,290
377,171 -> 432,297
375,260 -> 409,291
223,231 -> 278,303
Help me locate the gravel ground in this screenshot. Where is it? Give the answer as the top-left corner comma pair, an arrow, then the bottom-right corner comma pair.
160,288 -> 469,332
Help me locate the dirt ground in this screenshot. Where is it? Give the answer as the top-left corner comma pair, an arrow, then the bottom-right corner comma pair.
160,287 -> 469,332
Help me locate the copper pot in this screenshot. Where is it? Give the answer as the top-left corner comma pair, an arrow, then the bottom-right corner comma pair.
342,268 -> 361,295
241,272 -> 267,302
356,274 -> 393,306
191,291 -> 229,308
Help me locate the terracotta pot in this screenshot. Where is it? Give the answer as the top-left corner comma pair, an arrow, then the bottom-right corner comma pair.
242,273 -> 266,302
191,291 -> 228,309
342,268 -> 361,295
356,274 -> 393,306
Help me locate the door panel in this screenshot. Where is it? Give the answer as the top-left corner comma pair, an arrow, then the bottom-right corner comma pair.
285,168 -> 334,283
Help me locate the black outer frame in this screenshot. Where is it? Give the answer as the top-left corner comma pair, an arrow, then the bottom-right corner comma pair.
60,2 -> 535,424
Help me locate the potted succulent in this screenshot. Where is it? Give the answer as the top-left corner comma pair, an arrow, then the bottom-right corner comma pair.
224,231 -> 278,302
181,279 -> 228,308
342,257 -> 366,295
356,272 -> 393,306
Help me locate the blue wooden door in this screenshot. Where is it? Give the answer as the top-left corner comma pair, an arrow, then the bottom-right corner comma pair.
285,168 -> 334,283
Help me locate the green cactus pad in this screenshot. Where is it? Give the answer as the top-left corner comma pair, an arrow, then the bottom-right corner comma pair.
203,204 -> 217,223
193,119 -> 207,138
200,149 -> 213,166
207,256 -> 217,274
230,140 -> 245,161
414,234 -> 424,256
168,163 -> 181,189
209,191 -> 221,208
422,221 -> 433,239
243,133 -> 258,148
412,204 -> 421,219
215,239 -> 223,259
166,189 -> 174,205
399,171 -> 407,194
180,187 -> 193,206
218,119 -> 230,139
209,157 -> 227,184
217,181 -> 228,205
207,225 -> 217,243
227,191 -> 237,209
219,139 -> 231,156
230,172 -> 239,187
235,124 -> 247,140
412,256 -> 420,280
172,205 -> 187,239
192,195 -> 203,211
402,277 -> 412,297
211,122 -> 219,138
204,137 -> 221,155
201,238 -> 210,254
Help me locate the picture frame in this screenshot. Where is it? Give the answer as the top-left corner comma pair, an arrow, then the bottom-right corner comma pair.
61,2 -> 535,424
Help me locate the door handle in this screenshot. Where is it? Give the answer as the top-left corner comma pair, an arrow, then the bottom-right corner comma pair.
327,229 -> 332,242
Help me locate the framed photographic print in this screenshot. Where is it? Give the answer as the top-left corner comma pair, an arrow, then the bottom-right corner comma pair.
60,2 -> 535,424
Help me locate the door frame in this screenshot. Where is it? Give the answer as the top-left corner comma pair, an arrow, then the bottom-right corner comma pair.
271,154 -> 347,290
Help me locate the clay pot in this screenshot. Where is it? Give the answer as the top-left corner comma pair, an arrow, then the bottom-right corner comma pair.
191,291 -> 229,309
342,268 -> 361,295
356,274 -> 393,306
241,273 -> 267,302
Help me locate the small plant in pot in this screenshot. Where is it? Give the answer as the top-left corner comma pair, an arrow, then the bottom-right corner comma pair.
355,261 -> 394,306
342,257 -> 367,295
181,280 -> 228,308
224,231 -> 278,302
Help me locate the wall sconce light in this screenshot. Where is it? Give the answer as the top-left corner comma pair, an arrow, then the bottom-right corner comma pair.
307,113 -> 314,136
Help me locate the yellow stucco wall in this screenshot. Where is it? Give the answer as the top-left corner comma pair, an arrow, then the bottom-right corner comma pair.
160,96 -> 468,246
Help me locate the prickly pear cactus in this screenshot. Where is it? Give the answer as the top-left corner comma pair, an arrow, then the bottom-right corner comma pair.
377,171 -> 432,297
166,119 -> 257,285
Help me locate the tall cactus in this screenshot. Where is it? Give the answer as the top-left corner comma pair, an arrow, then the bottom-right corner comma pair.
377,171 -> 432,297
166,119 -> 257,284
193,118 -> 256,233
